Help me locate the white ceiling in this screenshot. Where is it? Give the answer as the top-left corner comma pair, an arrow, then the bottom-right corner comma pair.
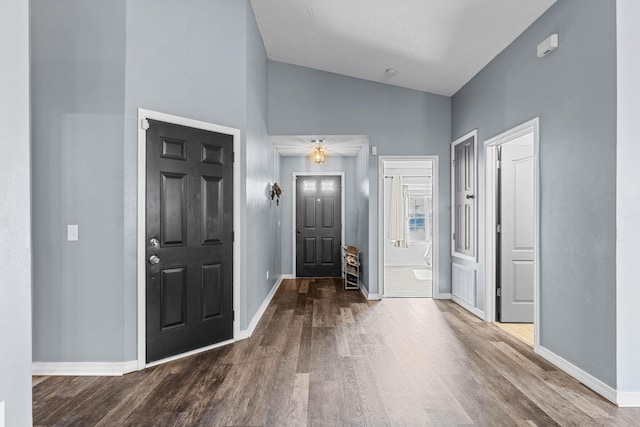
272,135 -> 365,157
251,0 -> 556,96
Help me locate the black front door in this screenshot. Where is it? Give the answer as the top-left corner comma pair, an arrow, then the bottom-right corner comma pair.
296,175 -> 342,277
146,119 -> 233,363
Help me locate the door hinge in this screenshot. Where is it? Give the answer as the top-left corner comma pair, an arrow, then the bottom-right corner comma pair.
496,224 -> 501,233
141,118 -> 150,130
452,232 -> 456,241
232,231 -> 235,242
232,151 -> 235,163
497,288 -> 502,297
496,160 -> 501,169
232,310 -> 235,321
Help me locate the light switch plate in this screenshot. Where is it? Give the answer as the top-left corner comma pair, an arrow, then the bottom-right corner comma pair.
67,224 -> 79,241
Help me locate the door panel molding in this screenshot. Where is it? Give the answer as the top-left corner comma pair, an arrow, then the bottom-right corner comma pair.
137,108 -> 241,370
483,118 -> 540,348
291,172 -> 345,278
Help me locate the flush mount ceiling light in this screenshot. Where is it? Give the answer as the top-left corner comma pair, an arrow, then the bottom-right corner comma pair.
310,139 -> 325,164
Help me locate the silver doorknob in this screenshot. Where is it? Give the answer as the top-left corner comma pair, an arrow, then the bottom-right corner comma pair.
149,255 -> 160,265
149,238 -> 159,247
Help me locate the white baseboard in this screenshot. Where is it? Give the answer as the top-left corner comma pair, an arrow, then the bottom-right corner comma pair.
536,345 -> 618,405
451,295 -> 484,320
359,285 -> 380,300
434,292 -> 451,300
617,392 -> 640,407
384,262 -> 431,267
237,274 -> 286,340
145,339 -> 234,369
32,361 -> 138,377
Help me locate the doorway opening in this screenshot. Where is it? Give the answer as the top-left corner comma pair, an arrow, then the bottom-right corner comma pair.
484,118 -> 540,349
378,157 -> 439,298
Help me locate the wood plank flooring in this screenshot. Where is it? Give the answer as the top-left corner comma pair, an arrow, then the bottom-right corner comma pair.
495,322 -> 535,347
33,278 -> 640,426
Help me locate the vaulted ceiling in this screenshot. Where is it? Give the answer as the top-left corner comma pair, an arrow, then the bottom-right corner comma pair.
251,0 -> 556,97
253,0 -> 557,157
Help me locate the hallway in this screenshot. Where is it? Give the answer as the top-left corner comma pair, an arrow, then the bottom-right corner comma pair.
32,279 -> 639,426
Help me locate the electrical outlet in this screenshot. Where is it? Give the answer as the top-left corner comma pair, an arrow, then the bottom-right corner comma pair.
266,270 -> 269,280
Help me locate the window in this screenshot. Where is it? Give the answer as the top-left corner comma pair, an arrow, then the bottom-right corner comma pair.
407,194 -> 432,243
451,130 -> 477,261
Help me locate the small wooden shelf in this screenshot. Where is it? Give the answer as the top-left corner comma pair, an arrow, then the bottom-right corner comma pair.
342,246 -> 360,290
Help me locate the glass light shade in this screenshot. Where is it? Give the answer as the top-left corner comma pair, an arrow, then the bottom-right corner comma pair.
313,147 -> 325,164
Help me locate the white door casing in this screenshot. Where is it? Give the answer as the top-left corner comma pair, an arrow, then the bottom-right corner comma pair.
484,117 -> 540,349
136,109 -> 242,370
378,156 -> 440,298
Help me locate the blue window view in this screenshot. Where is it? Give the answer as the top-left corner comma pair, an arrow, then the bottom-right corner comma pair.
408,213 -> 426,231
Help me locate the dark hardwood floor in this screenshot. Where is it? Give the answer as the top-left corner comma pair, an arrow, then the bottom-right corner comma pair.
33,278 -> 640,426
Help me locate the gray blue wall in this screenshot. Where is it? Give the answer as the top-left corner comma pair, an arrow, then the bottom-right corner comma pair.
279,156 -> 359,276
451,0 -> 617,387
31,0 -> 279,363
31,0 -> 127,362
242,6 -> 282,328
0,0 -> 32,424
268,62 -> 451,295
123,0 -> 251,355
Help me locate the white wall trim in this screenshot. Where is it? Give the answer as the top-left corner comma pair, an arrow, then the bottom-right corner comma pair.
616,0 -> 640,404
451,130 -> 478,262
536,345 -> 618,406
434,292 -> 451,300
617,392 -> 640,408
451,295 -> 485,320
136,109 -> 241,371
291,172 -> 346,278
377,156 -> 439,298
359,284 -> 380,300
145,339 -> 235,369
483,118 -> 540,350
32,361 -> 138,377
238,274 -> 286,340
384,261 -> 432,267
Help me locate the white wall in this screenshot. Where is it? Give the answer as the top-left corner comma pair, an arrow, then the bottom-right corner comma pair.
0,0 -> 32,424
616,0 -> 640,399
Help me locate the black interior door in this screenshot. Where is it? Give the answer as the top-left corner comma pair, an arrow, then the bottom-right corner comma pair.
296,175 -> 342,277
146,119 -> 233,363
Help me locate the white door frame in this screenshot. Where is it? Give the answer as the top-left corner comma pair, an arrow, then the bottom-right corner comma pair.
291,172 -> 346,278
378,156 -> 440,298
136,108 -> 241,370
483,117 -> 540,349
